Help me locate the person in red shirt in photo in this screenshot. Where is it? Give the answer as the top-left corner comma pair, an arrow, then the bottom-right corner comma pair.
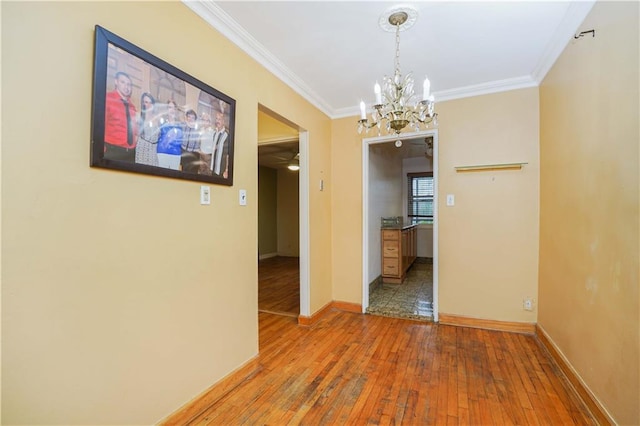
104,71 -> 138,162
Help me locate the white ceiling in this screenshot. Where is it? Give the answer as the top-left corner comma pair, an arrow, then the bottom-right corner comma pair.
185,1 -> 595,119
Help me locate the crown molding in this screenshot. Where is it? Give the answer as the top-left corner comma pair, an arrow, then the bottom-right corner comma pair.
434,75 -> 539,102
183,0 -> 334,118
531,1 -> 596,83
185,0 -> 595,120
332,75 -> 538,119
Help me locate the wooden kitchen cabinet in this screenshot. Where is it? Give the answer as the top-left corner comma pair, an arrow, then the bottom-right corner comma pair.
381,225 -> 417,284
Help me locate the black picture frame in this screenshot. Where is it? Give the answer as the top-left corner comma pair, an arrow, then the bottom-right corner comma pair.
91,25 -> 236,185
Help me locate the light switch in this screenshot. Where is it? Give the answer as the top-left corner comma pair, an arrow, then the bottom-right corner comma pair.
200,186 -> 210,205
239,189 -> 247,206
446,194 -> 455,206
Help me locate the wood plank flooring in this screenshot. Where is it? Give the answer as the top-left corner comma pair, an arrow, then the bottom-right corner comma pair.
258,256 -> 299,317
165,310 -> 595,425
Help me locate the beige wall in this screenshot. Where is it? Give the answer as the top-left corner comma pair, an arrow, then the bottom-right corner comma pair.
331,118 -> 366,303
277,168 -> 300,257
258,166 -> 277,256
539,2 -> 639,424
4,1 -> 636,424
332,88 -> 540,322
258,110 -> 299,143
258,164 -> 300,258
437,88 -> 540,322
1,2 -> 331,424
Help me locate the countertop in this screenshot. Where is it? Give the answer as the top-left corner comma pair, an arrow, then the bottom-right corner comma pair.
381,224 -> 418,230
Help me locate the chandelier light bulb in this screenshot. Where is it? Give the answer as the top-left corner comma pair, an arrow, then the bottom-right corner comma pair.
423,77 -> 430,100
359,100 -> 366,120
374,82 -> 382,104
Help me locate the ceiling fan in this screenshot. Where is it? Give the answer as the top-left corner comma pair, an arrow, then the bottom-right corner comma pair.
270,150 -> 300,171
398,136 -> 433,158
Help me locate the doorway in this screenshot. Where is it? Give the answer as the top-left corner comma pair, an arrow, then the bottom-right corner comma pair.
257,106 -> 310,319
361,130 -> 439,322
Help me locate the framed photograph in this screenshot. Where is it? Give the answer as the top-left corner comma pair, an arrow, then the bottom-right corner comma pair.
91,25 -> 236,185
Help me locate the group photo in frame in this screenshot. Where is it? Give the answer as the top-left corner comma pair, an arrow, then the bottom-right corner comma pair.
91,25 -> 236,185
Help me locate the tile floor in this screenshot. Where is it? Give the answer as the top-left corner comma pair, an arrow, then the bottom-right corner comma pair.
366,262 -> 433,321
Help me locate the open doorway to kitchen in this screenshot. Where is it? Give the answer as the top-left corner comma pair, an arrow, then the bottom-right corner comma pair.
257,106 -> 309,320
361,130 -> 439,322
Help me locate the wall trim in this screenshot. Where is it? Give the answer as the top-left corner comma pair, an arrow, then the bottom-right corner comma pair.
258,253 -> 277,260
159,354 -> 260,425
530,1 -> 597,83
183,0 -> 597,120
298,301 -> 333,326
182,1 -> 333,118
276,252 -> 299,257
298,301 -> 363,326
535,324 -> 615,425
369,275 -> 383,294
439,313 -> 535,334
334,76 -> 538,117
332,301 -> 363,314
298,131 -> 310,318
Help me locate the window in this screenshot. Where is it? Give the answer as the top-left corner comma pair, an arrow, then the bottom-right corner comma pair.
407,172 -> 433,224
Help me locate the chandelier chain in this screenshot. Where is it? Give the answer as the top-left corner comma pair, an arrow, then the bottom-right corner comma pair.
394,23 -> 401,77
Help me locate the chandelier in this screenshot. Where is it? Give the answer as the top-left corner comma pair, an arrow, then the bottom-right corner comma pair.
357,7 -> 437,145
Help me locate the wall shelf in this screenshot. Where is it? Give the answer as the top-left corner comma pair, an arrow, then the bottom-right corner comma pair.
454,162 -> 527,173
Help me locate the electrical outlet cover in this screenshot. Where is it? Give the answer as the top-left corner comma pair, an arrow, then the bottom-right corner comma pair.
200,186 -> 210,205
446,194 -> 455,206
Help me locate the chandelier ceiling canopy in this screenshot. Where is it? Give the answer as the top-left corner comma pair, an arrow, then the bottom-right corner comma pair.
357,6 -> 437,145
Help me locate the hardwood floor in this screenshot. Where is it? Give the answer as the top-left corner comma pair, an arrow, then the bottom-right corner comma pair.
258,256 -> 300,317
164,310 -> 595,425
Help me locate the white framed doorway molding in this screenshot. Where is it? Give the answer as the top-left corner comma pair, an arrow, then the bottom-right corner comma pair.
361,130 -> 439,322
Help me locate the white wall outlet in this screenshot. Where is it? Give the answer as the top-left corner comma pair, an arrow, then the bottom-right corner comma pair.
446,194 -> 455,206
523,297 -> 534,311
200,186 -> 210,205
239,189 -> 247,206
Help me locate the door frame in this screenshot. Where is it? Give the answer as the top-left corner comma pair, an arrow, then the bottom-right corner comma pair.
361,130 -> 439,322
299,130 -> 310,317
256,106 -> 309,318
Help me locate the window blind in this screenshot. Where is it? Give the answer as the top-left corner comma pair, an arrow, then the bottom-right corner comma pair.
407,172 -> 433,224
